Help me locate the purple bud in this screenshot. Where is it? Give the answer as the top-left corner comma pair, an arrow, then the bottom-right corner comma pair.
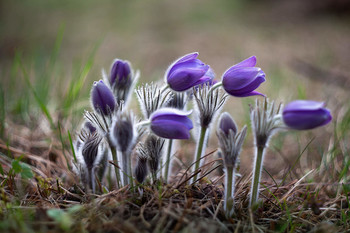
84,121 -> 96,134
222,56 -> 265,97
150,108 -> 193,139
166,52 -> 211,92
218,112 -> 237,136
109,59 -> 132,88
283,100 -> 332,130
91,80 -> 115,116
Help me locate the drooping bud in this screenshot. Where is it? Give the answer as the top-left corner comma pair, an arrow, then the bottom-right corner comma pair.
150,108 -> 193,140
282,100 -> 332,130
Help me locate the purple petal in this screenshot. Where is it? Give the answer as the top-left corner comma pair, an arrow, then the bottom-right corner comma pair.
176,52 -> 199,64
151,120 -> 191,139
91,80 -> 115,115
168,66 -> 209,91
284,100 -> 325,113
219,112 -> 237,135
232,56 -> 257,69
232,91 -> 265,97
283,108 -> 332,130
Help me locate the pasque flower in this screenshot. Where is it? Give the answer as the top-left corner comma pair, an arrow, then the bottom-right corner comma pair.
109,59 -> 132,89
222,56 -> 265,97
166,52 -> 211,92
283,100 -> 332,130
91,80 -> 116,116
150,108 -> 193,139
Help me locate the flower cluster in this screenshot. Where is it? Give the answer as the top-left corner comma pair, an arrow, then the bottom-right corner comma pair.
72,53 -> 332,217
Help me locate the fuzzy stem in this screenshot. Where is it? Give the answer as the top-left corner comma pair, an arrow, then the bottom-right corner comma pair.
224,166 -> 235,217
250,145 -> 265,207
127,153 -> 133,188
192,126 -> 208,183
110,146 -> 121,189
164,139 -> 173,183
208,82 -> 223,96
122,152 -> 129,186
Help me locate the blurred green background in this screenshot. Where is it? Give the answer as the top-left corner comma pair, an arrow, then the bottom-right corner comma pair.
0,0 -> 349,176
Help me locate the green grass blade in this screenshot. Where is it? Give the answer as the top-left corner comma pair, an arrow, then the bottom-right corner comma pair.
58,122 -> 71,171
62,42 -> 100,115
19,60 -> 55,129
279,137 -> 315,186
0,85 -> 5,138
68,130 -> 77,163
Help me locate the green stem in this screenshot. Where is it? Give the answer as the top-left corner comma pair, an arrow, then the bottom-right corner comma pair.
225,166 -> 235,217
192,126 -> 208,183
111,146 -> 121,189
250,145 -> 265,207
128,153 -> 133,188
164,139 -> 173,183
121,152 -> 129,186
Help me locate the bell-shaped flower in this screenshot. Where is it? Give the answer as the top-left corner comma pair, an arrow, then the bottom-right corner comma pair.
150,108 -> 193,139
222,56 -> 265,97
91,80 -> 115,116
166,52 -> 210,92
283,100 -> 332,130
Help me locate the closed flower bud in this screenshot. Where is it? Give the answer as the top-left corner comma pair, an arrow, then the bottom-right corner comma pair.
218,112 -> 237,136
166,52 -> 211,92
222,56 -> 265,97
134,153 -> 148,183
91,80 -> 116,116
84,121 -> 96,133
150,108 -> 193,139
112,114 -> 134,152
283,100 -> 332,130
110,59 -> 132,89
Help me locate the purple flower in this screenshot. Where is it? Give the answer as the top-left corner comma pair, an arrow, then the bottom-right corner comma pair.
91,80 -> 115,115
109,59 -> 132,89
150,108 -> 193,139
222,56 -> 265,97
166,52 -> 211,92
283,100 -> 332,130
218,112 -> 237,136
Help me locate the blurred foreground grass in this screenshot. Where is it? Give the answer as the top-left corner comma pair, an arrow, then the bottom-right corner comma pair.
1,0 -> 350,232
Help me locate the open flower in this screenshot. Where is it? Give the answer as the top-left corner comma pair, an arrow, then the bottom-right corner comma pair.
283,100 -> 332,130
150,108 -> 193,139
166,52 -> 210,92
222,56 -> 265,97
91,80 -> 116,116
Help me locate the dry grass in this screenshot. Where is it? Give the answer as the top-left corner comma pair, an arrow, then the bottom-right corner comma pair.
0,119 -> 348,233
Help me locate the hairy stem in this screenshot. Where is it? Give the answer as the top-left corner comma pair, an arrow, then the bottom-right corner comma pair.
164,139 -> 173,183
224,166 -> 235,217
122,152 -> 129,186
250,145 -> 265,207
192,126 -> 208,183
110,146 -> 121,189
